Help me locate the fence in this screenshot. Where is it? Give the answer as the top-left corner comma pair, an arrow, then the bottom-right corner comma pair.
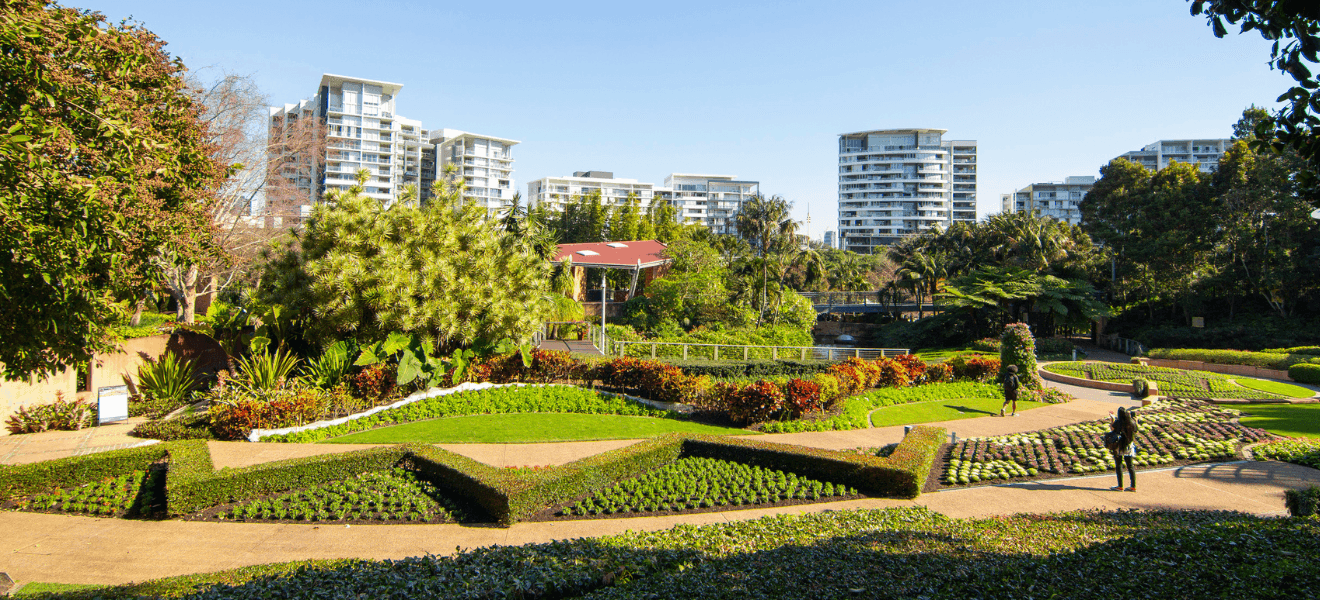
610,340 -> 909,361
1098,335 -> 1146,356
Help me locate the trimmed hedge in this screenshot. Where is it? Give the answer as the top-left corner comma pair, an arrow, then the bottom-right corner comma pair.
1147,348 -> 1320,371
165,442 -> 406,517
680,426 -> 945,499
0,442 -> 168,501
664,359 -> 836,379
1289,363 -> 1320,384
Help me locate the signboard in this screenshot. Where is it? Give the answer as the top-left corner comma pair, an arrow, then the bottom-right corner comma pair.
1192,317 -> 1205,328
98,385 -> 130,425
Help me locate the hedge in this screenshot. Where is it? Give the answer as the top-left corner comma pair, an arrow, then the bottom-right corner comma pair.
679,426 -> 945,499
8,431 -> 945,526
165,442 -> 407,516
0,442 -> 168,501
1289,363 -> 1320,384
664,359 -> 836,379
1146,348 -> 1320,371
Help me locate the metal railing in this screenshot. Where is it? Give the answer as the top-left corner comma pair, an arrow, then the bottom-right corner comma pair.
1098,335 -> 1146,356
611,341 -> 908,361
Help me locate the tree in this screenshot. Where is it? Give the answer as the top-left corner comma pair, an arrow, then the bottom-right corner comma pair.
0,1 -> 226,379
1192,1 -> 1320,205
256,169 -> 551,350
734,194 -> 800,324
158,71 -> 319,324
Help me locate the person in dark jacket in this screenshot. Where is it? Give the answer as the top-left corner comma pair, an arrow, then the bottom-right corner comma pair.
1000,364 -> 1020,417
1108,407 -> 1139,492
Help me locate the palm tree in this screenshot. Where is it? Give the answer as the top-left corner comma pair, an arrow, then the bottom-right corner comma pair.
734,194 -> 799,324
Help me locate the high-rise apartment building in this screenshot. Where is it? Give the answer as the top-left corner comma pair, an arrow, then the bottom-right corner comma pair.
526,172 -> 658,213
1115,138 -> 1232,173
837,128 -> 977,253
662,174 -> 758,235
823,230 -> 836,249
270,74 -> 516,215
423,129 -> 518,213
1004,176 -> 1095,225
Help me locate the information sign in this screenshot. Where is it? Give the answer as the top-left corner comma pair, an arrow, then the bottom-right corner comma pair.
98,385 -> 130,424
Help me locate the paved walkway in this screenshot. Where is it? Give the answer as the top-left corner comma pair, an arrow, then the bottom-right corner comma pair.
2,459 -> 1314,586
0,418 -> 155,466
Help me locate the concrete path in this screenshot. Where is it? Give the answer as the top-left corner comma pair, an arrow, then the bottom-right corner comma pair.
0,419 -> 155,467
2,459 -> 1315,587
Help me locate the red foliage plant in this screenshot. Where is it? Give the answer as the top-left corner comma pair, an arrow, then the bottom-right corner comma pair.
783,378 -> 823,417
726,380 -> 787,424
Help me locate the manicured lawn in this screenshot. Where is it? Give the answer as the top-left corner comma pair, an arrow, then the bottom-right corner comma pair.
1231,377 -> 1316,398
868,396 -> 1048,428
323,413 -> 749,444
1237,403 -> 1320,439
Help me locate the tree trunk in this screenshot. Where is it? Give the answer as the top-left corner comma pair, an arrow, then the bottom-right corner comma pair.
130,293 -> 146,327
172,264 -> 200,324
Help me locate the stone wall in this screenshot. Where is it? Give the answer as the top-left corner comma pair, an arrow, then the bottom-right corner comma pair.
1145,358 -> 1292,381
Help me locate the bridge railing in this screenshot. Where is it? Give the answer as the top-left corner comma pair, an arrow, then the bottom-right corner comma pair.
610,341 -> 909,361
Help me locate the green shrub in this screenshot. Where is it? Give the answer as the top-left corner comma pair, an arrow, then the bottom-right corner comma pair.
1289,363 -> 1320,384
1261,346 -> 1320,355
135,352 -> 200,414
1146,348 -> 1320,371
0,442 -> 169,501
1284,485 -> 1320,517
761,382 -> 1000,433
300,341 -> 355,389
128,412 -> 216,441
1252,438 -> 1320,468
664,359 -> 835,379
233,348 -> 301,391
999,323 -> 1041,390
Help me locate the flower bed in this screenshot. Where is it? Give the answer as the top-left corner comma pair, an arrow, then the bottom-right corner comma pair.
8,469 -> 163,517
204,468 -> 465,524
558,457 -> 859,517
1251,438 -> 1320,469
1041,361 -> 1288,400
939,399 -> 1277,488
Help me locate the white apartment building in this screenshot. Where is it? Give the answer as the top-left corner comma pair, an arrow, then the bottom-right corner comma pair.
1115,138 -> 1232,173
270,74 -> 516,214
526,171 -> 658,213
823,230 -> 836,249
424,129 -> 518,214
837,128 -> 977,253
661,174 -> 758,235
1004,176 -> 1095,225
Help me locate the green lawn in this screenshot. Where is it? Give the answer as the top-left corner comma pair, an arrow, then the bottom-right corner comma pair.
1237,403 -> 1320,439
13,582 -> 103,597
868,396 -> 1048,428
1231,377 -> 1316,398
323,413 -> 749,444
912,347 -> 985,363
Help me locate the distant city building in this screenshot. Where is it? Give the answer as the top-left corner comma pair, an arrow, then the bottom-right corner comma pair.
1114,138 -> 1232,173
526,171 -> 658,213
527,172 -> 758,235
661,174 -> 758,235
423,129 -> 518,213
1004,176 -> 1095,225
269,73 -> 516,216
837,128 -> 977,253
823,230 -> 836,249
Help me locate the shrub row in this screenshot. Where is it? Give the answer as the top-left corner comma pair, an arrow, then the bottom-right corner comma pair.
0,442 -> 168,501
261,385 -> 668,444
8,429 -> 946,526
1289,363 -> 1320,384
128,412 -> 217,441
663,359 -> 836,379
761,382 -> 1002,434
1147,347 -> 1320,371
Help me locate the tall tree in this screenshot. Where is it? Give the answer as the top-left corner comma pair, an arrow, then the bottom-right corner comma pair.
0,1 -> 226,379
734,194 -> 799,324
1192,1 -> 1320,205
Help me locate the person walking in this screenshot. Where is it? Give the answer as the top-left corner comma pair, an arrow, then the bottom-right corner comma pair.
1108,407 -> 1139,492
1000,364 -> 1020,417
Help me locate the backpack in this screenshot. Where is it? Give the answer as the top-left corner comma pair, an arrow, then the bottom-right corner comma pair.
1004,374 -> 1019,393
1103,430 -> 1123,453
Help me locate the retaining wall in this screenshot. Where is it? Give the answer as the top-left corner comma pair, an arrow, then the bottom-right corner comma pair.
1144,358 -> 1292,382
1038,368 -> 1136,393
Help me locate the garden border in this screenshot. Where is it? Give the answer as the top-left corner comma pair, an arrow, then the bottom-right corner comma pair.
1039,363 -> 1318,404
1144,358 -> 1292,382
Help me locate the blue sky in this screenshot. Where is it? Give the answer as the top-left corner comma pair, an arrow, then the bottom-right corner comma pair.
89,0 -> 1285,239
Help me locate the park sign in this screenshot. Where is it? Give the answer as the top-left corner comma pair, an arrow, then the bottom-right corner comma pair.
98,385 -> 130,424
